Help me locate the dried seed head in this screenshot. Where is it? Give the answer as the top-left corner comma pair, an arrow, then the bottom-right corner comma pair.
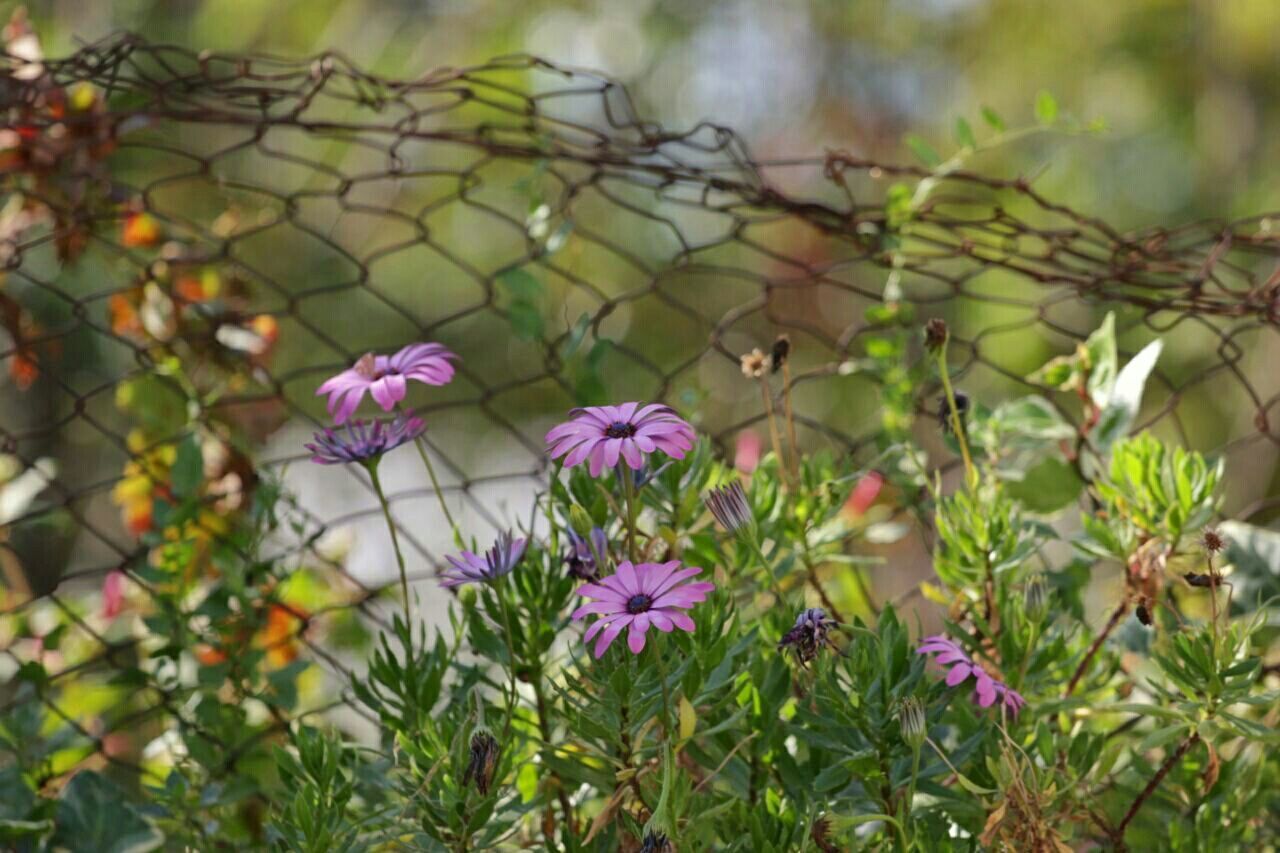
740,348 -> 768,379
1135,601 -> 1153,627
1200,527 -> 1226,554
778,608 -> 833,664
770,335 -> 791,372
924,318 -> 948,352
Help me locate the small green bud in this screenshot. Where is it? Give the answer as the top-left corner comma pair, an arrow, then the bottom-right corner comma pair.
898,697 -> 926,749
568,505 -> 594,538
1024,574 -> 1049,624
458,584 -> 478,608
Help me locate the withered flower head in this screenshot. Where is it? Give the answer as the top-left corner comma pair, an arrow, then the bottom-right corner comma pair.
770,335 -> 791,373
1200,528 -> 1226,555
924,318 -> 948,352
463,727 -> 500,795
778,608 -> 834,665
740,348 -> 768,379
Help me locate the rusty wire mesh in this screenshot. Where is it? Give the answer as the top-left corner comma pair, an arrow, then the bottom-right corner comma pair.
3,32 -> 1280,795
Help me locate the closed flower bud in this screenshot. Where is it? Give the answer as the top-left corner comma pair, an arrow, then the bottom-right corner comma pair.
705,480 -> 753,535
568,504 -> 594,538
463,727 -> 500,795
898,696 -> 927,749
1024,574 -> 1049,624
457,584 -> 478,608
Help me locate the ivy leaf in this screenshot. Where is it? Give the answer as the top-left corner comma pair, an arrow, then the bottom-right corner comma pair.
499,269 -> 546,341
1093,338 -> 1162,455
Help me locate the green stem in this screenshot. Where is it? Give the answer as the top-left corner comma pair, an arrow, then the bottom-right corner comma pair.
747,529 -> 785,603
368,462 -> 412,651
903,745 -> 922,850
496,577 -> 521,741
412,432 -> 463,548
651,644 -> 675,743
620,467 -> 640,562
935,342 -> 976,488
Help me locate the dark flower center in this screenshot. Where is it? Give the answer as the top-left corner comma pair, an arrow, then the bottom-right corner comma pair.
605,421 -> 637,439
626,593 -> 652,614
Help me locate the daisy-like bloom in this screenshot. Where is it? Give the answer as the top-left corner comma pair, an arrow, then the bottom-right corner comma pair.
545,403 -> 695,478
705,480 -> 752,534
440,531 -> 527,588
778,608 -> 836,664
740,348 -> 768,379
306,414 -> 425,466
917,635 -> 1025,715
571,560 -> 714,658
316,342 -> 456,424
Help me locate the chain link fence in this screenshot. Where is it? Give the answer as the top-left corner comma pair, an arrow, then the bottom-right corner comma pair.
3,30 -> 1280,810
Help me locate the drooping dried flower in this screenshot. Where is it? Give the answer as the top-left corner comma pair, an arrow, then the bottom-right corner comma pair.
462,727 -> 500,795
440,531 -> 528,588
778,608 -> 836,664
938,391 -> 970,434
924,317 -> 949,352
770,335 -> 791,373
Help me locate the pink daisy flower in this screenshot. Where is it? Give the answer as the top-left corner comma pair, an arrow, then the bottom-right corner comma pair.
545,403 -> 696,478
317,342 -> 457,424
917,635 -> 1025,715
571,560 -> 714,658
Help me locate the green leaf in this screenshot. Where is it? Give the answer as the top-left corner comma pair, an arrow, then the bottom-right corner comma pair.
980,105 -> 1006,132
1005,457 -> 1083,514
506,299 -> 544,341
562,312 -> 592,358
497,268 -> 543,302
52,771 -> 164,853
170,434 -> 204,499
904,134 -> 942,168
953,117 -> 977,150
1035,90 -> 1059,125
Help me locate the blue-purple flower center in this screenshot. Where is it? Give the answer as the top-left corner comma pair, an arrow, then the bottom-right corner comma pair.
605,421 -> 637,439
626,593 -> 652,614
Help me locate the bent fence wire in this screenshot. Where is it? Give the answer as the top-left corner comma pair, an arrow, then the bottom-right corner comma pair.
3,34 -> 1280,792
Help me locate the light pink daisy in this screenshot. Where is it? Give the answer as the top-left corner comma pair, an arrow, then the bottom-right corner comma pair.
571,560 -> 714,658
917,635 -> 1025,715
317,342 -> 456,424
545,403 -> 696,478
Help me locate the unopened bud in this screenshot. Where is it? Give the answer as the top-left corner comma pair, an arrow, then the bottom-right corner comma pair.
457,584 -> 478,608
568,505 -> 594,538
1024,575 -> 1049,624
705,480 -> 753,535
898,696 -> 926,749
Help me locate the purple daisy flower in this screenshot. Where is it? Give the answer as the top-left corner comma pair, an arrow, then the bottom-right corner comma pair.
571,560 -> 714,658
440,531 -> 527,588
545,403 -> 696,478
306,414 -> 425,466
917,635 -> 1025,715
317,342 -> 457,424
